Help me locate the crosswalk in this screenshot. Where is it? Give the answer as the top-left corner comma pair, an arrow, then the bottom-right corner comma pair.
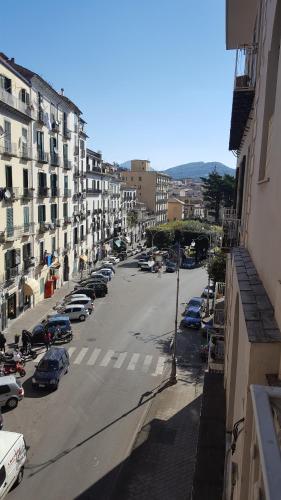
33,347 -> 167,376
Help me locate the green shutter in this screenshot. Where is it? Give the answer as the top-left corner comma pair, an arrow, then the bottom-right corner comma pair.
6,208 -> 14,237
23,207 -> 29,231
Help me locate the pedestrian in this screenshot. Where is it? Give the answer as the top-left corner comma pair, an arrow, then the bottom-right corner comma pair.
22,330 -> 28,354
44,330 -> 52,351
0,332 -> 6,353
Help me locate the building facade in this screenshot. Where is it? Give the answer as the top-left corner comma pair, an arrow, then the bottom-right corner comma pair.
121,159 -> 169,224
224,2 -> 281,498
167,198 -> 185,222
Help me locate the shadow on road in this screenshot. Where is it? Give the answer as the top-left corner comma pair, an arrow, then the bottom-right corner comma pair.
118,261 -> 139,269
22,376 -> 52,399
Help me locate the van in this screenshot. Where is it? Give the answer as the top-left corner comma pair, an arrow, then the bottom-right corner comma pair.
0,376 -> 24,410
0,431 -> 26,497
62,304 -> 90,321
32,347 -> 69,390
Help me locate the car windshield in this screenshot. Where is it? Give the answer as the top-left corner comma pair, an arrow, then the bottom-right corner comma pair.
38,360 -> 59,372
189,300 -> 200,307
187,310 -> 200,318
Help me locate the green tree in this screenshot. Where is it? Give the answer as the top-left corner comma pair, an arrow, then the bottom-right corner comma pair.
127,210 -> 138,228
206,253 -> 226,284
221,174 -> 235,208
201,170 -> 223,223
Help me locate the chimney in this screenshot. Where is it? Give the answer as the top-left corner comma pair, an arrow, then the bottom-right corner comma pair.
61,88 -> 64,96
11,57 -> 15,63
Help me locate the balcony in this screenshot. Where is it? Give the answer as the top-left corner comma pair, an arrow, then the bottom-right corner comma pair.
87,188 -> 102,195
50,153 -> 60,167
22,187 -> 34,199
51,121 -> 60,133
63,189 -> 72,198
111,193 -> 120,199
0,224 -> 35,243
63,159 -> 72,170
63,216 -> 72,225
19,144 -> 33,160
38,222 -> 50,233
37,187 -> 49,198
229,49 -> 256,151
0,87 -> 36,120
23,257 -> 36,272
38,109 -> 45,124
222,208 -> 240,247
37,151 -> 49,164
50,187 -> 59,198
5,266 -> 19,282
0,142 -> 17,157
63,128 -> 71,140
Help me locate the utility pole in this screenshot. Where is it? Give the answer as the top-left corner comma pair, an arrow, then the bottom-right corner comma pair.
169,241 -> 180,385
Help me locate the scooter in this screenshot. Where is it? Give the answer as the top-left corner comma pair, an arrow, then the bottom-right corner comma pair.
20,343 -> 38,361
52,329 -> 73,344
0,360 -> 26,377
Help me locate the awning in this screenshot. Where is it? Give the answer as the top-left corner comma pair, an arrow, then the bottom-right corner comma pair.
80,255 -> 88,262
24,279 -> 39,296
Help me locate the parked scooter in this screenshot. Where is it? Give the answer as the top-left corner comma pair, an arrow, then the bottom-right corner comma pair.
0,360 -> 26,377
20,343 -> 38,361
53,329 -> 73,343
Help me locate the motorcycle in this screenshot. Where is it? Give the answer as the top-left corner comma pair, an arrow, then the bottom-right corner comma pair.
0,360 -> 26,377
20,343 -> 38,361
52,329 -> 73,344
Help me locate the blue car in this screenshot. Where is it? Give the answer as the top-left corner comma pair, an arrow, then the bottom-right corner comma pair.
181,306 -> 202,329
32,347 -> 69,390
181,258 -> 196,269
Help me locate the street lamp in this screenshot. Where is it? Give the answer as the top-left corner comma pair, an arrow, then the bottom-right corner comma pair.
169,241 -> 181,385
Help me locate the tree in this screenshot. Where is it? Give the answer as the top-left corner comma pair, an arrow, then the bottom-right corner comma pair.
206,253 -> 226,284
127,210 -> 138,228
201,170 -> 224,223
201,169 -> 235,223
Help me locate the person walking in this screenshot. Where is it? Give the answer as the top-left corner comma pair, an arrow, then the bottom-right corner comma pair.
22,330 -> 29,354
0,332 -> 6,353
44,331 -> 52,351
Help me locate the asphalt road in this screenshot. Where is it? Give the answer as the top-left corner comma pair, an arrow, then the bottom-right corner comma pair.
5,258 -> 207,500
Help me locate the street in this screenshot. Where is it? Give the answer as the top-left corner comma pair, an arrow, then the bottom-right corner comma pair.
5,258 -> 207,500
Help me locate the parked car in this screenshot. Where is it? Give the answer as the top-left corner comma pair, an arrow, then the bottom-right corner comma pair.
184,297 -> 205,315
95,268 -> 113,280
117,251 -> 127,261
0,408 -> 3,429
80,277 -> 107,286
0,375 -> 24,409
90,272 -> 110,283
65,293 -> 93,302
107,256 -> 120,264
75,282 -> 108,297
59,304 -> 90,321
66,288 -> 96,300
166,261 -> 177,273
140,261 -> 155,271
181,306 -> 202,329
181,258 -> 196,269
32,347 -> 69,390
64,297 -> 94,314
138,258 -> 148,267
201,285 -> 215,299
31,316 -> 72,345
0,431 -> 27,494
97,264 -> 116,274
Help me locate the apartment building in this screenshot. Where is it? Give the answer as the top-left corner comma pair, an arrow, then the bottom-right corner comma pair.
0,53 -> 86,328
167,198 -> 185,222
223,2 -> 281,499
121,159 -> 169,224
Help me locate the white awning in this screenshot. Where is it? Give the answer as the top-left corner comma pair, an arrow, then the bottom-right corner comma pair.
24,279 -> 39,296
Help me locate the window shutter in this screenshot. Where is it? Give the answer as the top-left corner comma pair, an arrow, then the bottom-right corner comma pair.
6,208 -> 14,236
15,248 -> 21,265
23,206 -> 29,226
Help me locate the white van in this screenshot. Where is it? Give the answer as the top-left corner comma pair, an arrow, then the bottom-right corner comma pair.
0,431 -> 26,498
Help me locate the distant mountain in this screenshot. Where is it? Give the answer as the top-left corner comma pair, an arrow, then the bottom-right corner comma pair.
163,162 -> 235,179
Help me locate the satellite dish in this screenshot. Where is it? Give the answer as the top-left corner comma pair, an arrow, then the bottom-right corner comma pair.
4,190 -> 11,200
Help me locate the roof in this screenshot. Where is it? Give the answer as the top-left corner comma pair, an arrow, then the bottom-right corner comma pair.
168,197 -> 185,205
226,0 -> 258,49
39,346 -> 66,361
0,431 -> 23,458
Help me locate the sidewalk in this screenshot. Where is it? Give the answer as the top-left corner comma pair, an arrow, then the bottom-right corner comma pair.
5,280 -> 75,345
113,331 -> 205,500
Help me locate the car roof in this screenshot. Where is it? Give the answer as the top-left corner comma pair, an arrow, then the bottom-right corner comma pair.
69,297 -> 90,301
64,304 -> 86,309
0,375 -> 18,385
39,347 -> 67,361
189,297 -> 204,302
47,315 -> 70,322
187,306 -> 201,313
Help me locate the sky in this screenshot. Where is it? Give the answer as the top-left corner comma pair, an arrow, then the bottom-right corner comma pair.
1,0 -> 236,170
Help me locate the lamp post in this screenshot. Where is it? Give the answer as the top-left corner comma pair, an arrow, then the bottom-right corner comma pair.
169,241 -> 181,385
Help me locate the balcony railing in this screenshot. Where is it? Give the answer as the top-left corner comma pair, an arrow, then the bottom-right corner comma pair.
0,87 -> 36,119
37,187 -> 49,198
0,142 -> 17,156
63,216 -> 72,225
51,121 -> 60,133
208,334 -> 224,373
50,187 -> 59,198
63,189 -> 72,198
20,145 -> 33,160
50,153 -> 60,167
23,257 -> 36,271
37,151 -> 49,164
63,159 -> 72,170
0,223 -> 35,242
5,266 -> 19,282
38,222 -> 50,233
87,188 -> 102,195
63,128 -> 71,140
38,109 -> 45,124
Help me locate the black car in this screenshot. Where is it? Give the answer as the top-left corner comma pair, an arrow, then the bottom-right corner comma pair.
74,282 -> 108,297
117,251 -> 127,261
80,277 -> 108,286
68,288 -> 96,300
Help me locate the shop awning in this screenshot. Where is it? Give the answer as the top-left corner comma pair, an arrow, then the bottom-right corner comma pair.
80,255 -> 88,262
24,279 -> 39,296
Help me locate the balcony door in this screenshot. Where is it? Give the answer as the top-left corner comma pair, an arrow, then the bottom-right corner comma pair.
4,120 -> 11,152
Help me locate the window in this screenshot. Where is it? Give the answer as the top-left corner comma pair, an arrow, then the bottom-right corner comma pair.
73,227 -> 78,245
23,243 -> 31,265
63,143 -> 68,162
40,277 -> 44,294
63,203 -> 68,218
23,168 -> 28,189
51,204 -> 57,222
6,207 -> 13,237
38,172 -> 47,188
20,89 -> 29,104
4,121 -> 11,150
38,205 -> 46,223
50,174 -> 57,196
37,131 -> 44,154
50,103 -> 57,123
39,242 -> 44,263
0,74 -> 11,93
139,177 -> 142,181
23,206 -> 29,229
5,165 -> 12,189
64,232 -> 67,248
63,112 -> 68,134
51,237 -> 56,254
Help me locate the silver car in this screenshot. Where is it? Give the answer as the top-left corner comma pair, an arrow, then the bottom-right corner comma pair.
64,297 -> 94,314
0,375 -> 24,409
61,304 -> 90,322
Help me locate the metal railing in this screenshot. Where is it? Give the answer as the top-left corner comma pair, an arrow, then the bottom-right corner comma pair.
0,223 -> 35,242
87,188 -> 102,194
50,188 -> 60,197
50,153 -> 60,167
63,128 -> 71,140
63,189 -> 72,198
38,222 -> 50,233
20,144 -> 33,160
63,159 -> 72,170
37,151 -> 49,163
37,187 -> 49,197
0,142 -> 17,156
5,266 -> 19,281
0,87 -> 36,119
63,216 -> 72,225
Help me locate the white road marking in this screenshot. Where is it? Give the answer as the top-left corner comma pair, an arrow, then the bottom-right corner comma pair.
114,352 -> 127,368
127,353 -> 140,370
100,349 -> 115,367
87,348 -> 101,366
142,354 -> 153,372
152,356 -> 166,376
67,347 -> 77,359
73,347 -> 89,365
35,351 -> 46,363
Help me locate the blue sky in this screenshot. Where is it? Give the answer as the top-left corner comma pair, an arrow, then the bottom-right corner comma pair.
1,0 -> 236,170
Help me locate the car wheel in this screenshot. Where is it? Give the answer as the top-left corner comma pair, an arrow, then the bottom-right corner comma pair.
15,467 -> 24,485
79,315 -> 86,321
6,397 -> 18,409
